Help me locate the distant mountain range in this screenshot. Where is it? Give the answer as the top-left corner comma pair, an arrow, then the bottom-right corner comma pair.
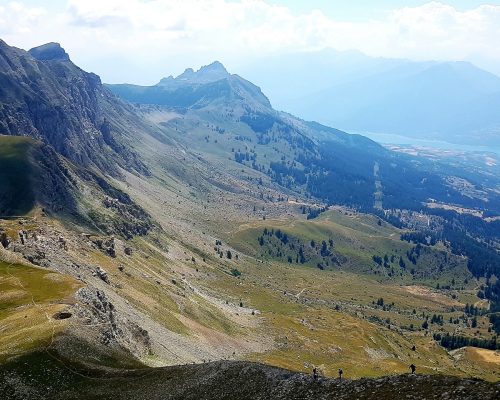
236,49 -> 500,146
107,60 -> 500,216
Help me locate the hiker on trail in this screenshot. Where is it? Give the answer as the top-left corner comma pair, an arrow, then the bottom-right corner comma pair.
409,364 -> 416,374
312,367 -> 318,381
338,368 -> 343,380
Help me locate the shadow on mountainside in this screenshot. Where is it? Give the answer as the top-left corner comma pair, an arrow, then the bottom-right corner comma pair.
0,350 -> 498,400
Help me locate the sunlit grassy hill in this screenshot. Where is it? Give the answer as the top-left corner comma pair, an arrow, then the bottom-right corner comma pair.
232,209 -> 471,285
0,259 -> 80,362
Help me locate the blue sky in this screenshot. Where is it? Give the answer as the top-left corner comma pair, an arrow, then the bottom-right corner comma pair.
1,1 -> 500,83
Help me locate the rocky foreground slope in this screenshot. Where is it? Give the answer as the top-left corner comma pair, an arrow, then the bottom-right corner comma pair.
1,351 -> 499,400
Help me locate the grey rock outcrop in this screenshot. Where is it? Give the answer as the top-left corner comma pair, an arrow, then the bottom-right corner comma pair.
75,287 -> 151,354
0,39 -> 148,176
28,42 -> 70,61
94,267 -> 110,284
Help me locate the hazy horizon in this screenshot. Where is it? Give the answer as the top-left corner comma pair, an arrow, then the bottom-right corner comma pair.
2,1 -> 500,85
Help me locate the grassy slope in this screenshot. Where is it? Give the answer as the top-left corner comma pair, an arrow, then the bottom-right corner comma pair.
115,120 -> 499,381
201,209 -> 498,381
0,259 -> 80,362
1,132 -> 495,381
0,136 -> 36,216
232,209 -> 471,285
0,210 -> 258,367
210,257 -> 500,380
0,124 -> 497,385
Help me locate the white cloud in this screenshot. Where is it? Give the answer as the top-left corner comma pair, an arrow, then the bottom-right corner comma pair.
0,2 -> 47,35
1,0 -> 499,83
386,2 -> 500,62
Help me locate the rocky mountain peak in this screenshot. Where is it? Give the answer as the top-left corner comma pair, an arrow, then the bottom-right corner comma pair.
29,42 -> 70,62
167,61 -> 230,85
195,61 -> 229,80
116,59 -> 271,109
199,61 -> 228,74
157,75 -> 175,86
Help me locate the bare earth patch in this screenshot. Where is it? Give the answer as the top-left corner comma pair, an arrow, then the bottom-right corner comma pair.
0,289 -> 26,301
404,285 -> 461,307
471,348 -> 500,364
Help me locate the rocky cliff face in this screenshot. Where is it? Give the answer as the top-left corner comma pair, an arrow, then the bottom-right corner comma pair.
28,42 -> 71,62
0,40 -> 147,175
0,135 -> 153,237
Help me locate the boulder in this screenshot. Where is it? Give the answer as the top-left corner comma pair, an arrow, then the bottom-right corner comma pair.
0,232 -> 10,249
94,267 -> 110,284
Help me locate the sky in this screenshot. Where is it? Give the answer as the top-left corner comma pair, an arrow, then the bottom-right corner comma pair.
1,0 -> 500,84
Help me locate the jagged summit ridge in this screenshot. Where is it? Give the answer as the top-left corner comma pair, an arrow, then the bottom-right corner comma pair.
158,60 -> 230,86
29,42 -> 70,61
112,59 -> 271,109
198,60 -> 228,74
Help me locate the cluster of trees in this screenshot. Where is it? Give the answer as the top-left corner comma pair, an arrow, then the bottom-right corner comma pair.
214,240 -> 236,260
230,268 -> 241,277
258,228 -> 299,261
398,214 -> 499,281
372,255 -> 383,266
300,206 -> 328,220
436,282 -> 456,290
257,228 -> 337,269
429,209 -> 500,243
240,111 -> 277,135
401,232 -> 437,246
406,244 -> 423,265
443,225 -> 500,279
464,303 -> 483,316
430,314 -> 444,325
269,161 -> 306,188
396,217 -> 499,284
421,314 -> 445,329
372,254 -> 406,270
234,135 -> 252,142
481,279 -> 500,313
240,110 -> 313,151
234,150 -> 256,164
433,333 -> 498,351
489,314 -> 500,335
320,240 -> 333,257
259,228 -> 289,245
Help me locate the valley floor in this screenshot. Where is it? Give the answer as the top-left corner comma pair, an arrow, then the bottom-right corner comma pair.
1,207 -> 499,384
